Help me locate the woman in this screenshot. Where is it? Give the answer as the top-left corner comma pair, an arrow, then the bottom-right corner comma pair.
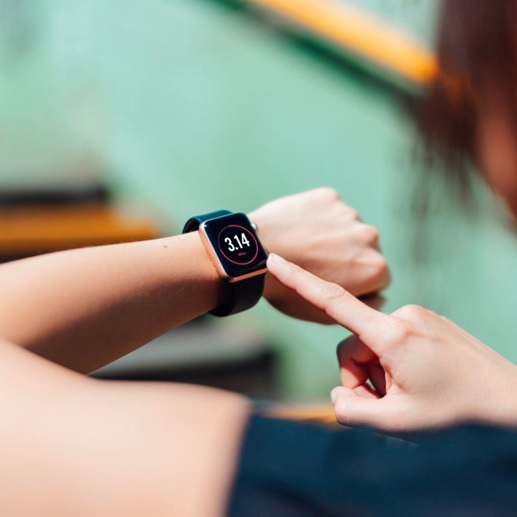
228,3 -> 517,514
0,188 -> 387,516
2,1 -> 517,516
228,2 -> 517,515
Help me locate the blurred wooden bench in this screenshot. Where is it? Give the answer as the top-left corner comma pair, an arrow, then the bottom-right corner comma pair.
0,203 -> 158,260
260,403 -> 338,425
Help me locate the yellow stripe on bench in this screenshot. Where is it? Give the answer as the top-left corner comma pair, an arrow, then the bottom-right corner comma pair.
248,0 -> 437,86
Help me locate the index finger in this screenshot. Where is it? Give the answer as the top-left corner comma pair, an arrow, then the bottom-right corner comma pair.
267,253 -> 390,346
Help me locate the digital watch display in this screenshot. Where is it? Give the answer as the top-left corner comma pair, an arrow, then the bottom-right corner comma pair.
200,214 -> 268,281
182,211 -> 268,316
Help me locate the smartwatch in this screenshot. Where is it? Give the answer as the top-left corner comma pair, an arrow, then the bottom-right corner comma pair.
182,211 -> 268,316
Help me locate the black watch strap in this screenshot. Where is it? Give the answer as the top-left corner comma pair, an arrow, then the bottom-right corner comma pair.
182,210 -> 232,234
182,211 -> 266,317
209,274 -> 265,317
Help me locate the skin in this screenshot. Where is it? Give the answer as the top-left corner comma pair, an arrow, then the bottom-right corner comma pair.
477,95 -> 517,220
3,104 -> 517,514
0,232 -> 223,373
263,88 -> 517,434
267,253 -> 517,432
0,187 -> 387,373
0,188 -> 388,516
253,188 -> 388,322
476,94 -> 517,220
0,342 -> 248,517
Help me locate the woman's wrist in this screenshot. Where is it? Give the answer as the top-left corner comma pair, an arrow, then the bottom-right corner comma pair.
247,209 -> 276,301
175,232 -> 229,313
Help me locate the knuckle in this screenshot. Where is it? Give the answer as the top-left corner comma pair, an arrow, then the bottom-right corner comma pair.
394,304 -> 428,321
336,336 -> 355,360
385,318 -> 414,344
346,208 -> 360,220
359,253 -> 390,290
370,254 -> 389,282
336,338 -> 348,357
333,400 -> 352,426
361,224 -> 380,245
322,281 -> 346,302
317,187 -> 340,201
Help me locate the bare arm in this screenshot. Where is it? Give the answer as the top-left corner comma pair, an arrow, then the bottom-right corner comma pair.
0,189 -> 388,373
0,189 -> 389,516
0,232 -> 223,373
0,338 -> 248,517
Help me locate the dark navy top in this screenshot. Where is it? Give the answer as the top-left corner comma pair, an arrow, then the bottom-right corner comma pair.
227,414 -> 517,516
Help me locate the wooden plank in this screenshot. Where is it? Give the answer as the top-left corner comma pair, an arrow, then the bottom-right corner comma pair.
0,205 -> 158,256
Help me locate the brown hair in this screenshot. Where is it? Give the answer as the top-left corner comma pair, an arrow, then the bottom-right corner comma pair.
418,0 -> 517,195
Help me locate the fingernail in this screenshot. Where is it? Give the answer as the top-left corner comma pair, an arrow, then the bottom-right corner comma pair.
330,388 -> 338,404
268,253 -> 286,265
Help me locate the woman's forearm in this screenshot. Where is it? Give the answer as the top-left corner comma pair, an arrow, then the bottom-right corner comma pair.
0,232 -> 224,373
0,188 -> 389,373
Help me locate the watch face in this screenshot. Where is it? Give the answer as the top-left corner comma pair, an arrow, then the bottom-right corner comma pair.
201,213 -> 268,279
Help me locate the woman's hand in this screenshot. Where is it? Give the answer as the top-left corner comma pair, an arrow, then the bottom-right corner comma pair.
267,253 -> 517,431
249,188 -> 389,323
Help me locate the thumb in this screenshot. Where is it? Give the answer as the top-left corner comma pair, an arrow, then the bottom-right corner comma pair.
331,386 -> 399,430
